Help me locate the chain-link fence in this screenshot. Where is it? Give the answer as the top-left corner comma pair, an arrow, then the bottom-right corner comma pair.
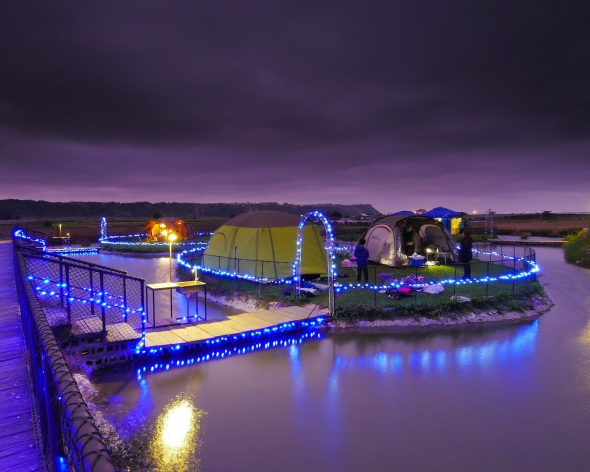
13,239 -> 118,472
334,242 -> 537,309
19,246 -> 145,338
179,243 -> 537,312
179,251 -> 295,301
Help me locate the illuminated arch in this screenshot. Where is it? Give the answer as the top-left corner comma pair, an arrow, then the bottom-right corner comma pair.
293,211 -> 336,316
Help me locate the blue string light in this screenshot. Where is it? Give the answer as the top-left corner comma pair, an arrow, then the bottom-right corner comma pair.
26,273 -> 147,351
13,229 -> 47,249
47,247 -> 100,256
137,323 -> 324,374
177,230 -> 540,292
98,217 -> 212,247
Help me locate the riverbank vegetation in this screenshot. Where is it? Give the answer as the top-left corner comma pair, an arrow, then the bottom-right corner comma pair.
333,283 -> 546,323
564,229 -> 590,268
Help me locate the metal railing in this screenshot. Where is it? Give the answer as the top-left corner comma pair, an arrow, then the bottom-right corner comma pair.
20,247 -> 145,336
180,243 -> 537,312
334,243 -> 537,308
13,238 -> 119,472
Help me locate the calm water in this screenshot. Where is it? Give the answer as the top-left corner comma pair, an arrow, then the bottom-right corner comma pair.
92,247 -> 590,472
74,253 -> 241,324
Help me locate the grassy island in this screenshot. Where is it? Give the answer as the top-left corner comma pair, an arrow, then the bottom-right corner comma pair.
564,229 -> 590,268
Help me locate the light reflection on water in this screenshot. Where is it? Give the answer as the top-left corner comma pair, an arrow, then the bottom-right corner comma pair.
72,252 -> 242,322
329,320 -> 538,378
151,396 -> 204,472
91,248 -> 590,472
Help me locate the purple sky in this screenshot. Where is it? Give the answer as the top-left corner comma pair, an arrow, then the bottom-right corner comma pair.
1,1 -> 588,214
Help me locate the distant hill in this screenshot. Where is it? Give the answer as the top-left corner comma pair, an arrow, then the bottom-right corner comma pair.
0,199 -> 380,219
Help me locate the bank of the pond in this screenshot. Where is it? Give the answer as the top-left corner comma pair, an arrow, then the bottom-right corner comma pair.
564,229 -> 590,268
326,294 -> 552,333
100,246 -> 173,257
188,282 -> 550,334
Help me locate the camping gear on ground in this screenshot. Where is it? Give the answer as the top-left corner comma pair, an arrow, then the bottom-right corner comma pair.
387,286 -> 414,298
409,253 -> 425,266
341,258 -> 353,268
311,282 -> 329,291
379,273 -> 398,285
363,215 -> 457,267
204,211 -> 328,280
451,295 -> 471,302
423,283 -> 444,294
299,287 -> 318,297
401,273 -> 425,285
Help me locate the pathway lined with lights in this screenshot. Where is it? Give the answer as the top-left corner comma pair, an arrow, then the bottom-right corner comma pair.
0,242 -> 44,471
144,304 -> 327,353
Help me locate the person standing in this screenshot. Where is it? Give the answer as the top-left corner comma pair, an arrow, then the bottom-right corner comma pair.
458,230 -> 473,279
354,238 -> 370,283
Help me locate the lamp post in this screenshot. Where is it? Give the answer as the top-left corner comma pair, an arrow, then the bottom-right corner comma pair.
168,233 -> 177,282
59,224 -> 62,238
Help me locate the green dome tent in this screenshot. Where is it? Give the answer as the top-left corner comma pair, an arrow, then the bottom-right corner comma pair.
203,211 -> 328,280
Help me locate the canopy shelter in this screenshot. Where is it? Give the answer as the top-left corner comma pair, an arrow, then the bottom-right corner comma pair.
390,210 -> 415,216
363,215 -> 457,266
204,211 -> 328,280
421,207 -> 463,235
144,218 -> 193,242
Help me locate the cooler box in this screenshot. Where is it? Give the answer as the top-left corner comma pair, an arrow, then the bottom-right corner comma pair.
409,254 -> 425,266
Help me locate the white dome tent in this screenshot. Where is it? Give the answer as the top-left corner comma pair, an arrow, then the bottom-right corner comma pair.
363,215 -> 458,266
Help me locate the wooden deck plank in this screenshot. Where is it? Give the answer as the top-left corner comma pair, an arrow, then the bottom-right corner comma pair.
0,243 -> 44,470
196,321 -> 241,337
143,305 -> 326,349
217,318 -> 267,332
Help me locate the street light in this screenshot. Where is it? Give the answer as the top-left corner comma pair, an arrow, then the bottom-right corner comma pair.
168,233 -> 177,282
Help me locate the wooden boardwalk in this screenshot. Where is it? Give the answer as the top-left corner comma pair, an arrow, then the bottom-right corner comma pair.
145,304 -> 328,349
0,242 -> 44,471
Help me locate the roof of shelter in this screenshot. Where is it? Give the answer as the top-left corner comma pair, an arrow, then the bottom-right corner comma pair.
422,207 -> 463,218
223,211 -> 302,228
371,215 -> 438,227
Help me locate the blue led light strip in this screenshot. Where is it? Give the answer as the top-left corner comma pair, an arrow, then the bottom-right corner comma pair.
13,229 -> 47,249
26,274 -> 146,351
99,217 -> 212,247
136,329 -> 323,379
47,247 -> 100,256
177,237 -> 539,292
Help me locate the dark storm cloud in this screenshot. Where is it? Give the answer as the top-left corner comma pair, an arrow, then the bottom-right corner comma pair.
1,0 -> 589,212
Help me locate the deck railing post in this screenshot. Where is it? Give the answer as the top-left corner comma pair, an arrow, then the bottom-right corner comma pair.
512,251 -> 516,294
260,261 -> 264,300
90,269 -> 95,319
414,265 -> 418,303
59,262 -> 64,308
123,278 -> 128,323
65,265 -> 71,323
373,267 -> 377,307
486,261 -> 490,297
100,272 -> 106,332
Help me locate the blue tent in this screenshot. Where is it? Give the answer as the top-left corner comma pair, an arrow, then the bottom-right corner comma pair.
422,207 -> 463,234
422,207 -> 462,218
390,210 -> 414,216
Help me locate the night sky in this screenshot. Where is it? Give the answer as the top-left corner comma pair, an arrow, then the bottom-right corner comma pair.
1,1 -> 588,213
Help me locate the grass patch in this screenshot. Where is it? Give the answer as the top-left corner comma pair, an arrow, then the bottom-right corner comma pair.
334,282 -> 545,323
563,229 -> 590,268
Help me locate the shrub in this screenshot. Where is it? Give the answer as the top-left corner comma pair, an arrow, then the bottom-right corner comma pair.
564,229 -> 590,268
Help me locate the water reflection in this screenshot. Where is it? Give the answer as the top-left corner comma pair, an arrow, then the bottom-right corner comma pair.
151,396 -> 204,472
331,320 -> 539,375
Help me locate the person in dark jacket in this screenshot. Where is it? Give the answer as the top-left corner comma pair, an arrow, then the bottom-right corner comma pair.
458,230 -> 473,279
354,238 -> 370,283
